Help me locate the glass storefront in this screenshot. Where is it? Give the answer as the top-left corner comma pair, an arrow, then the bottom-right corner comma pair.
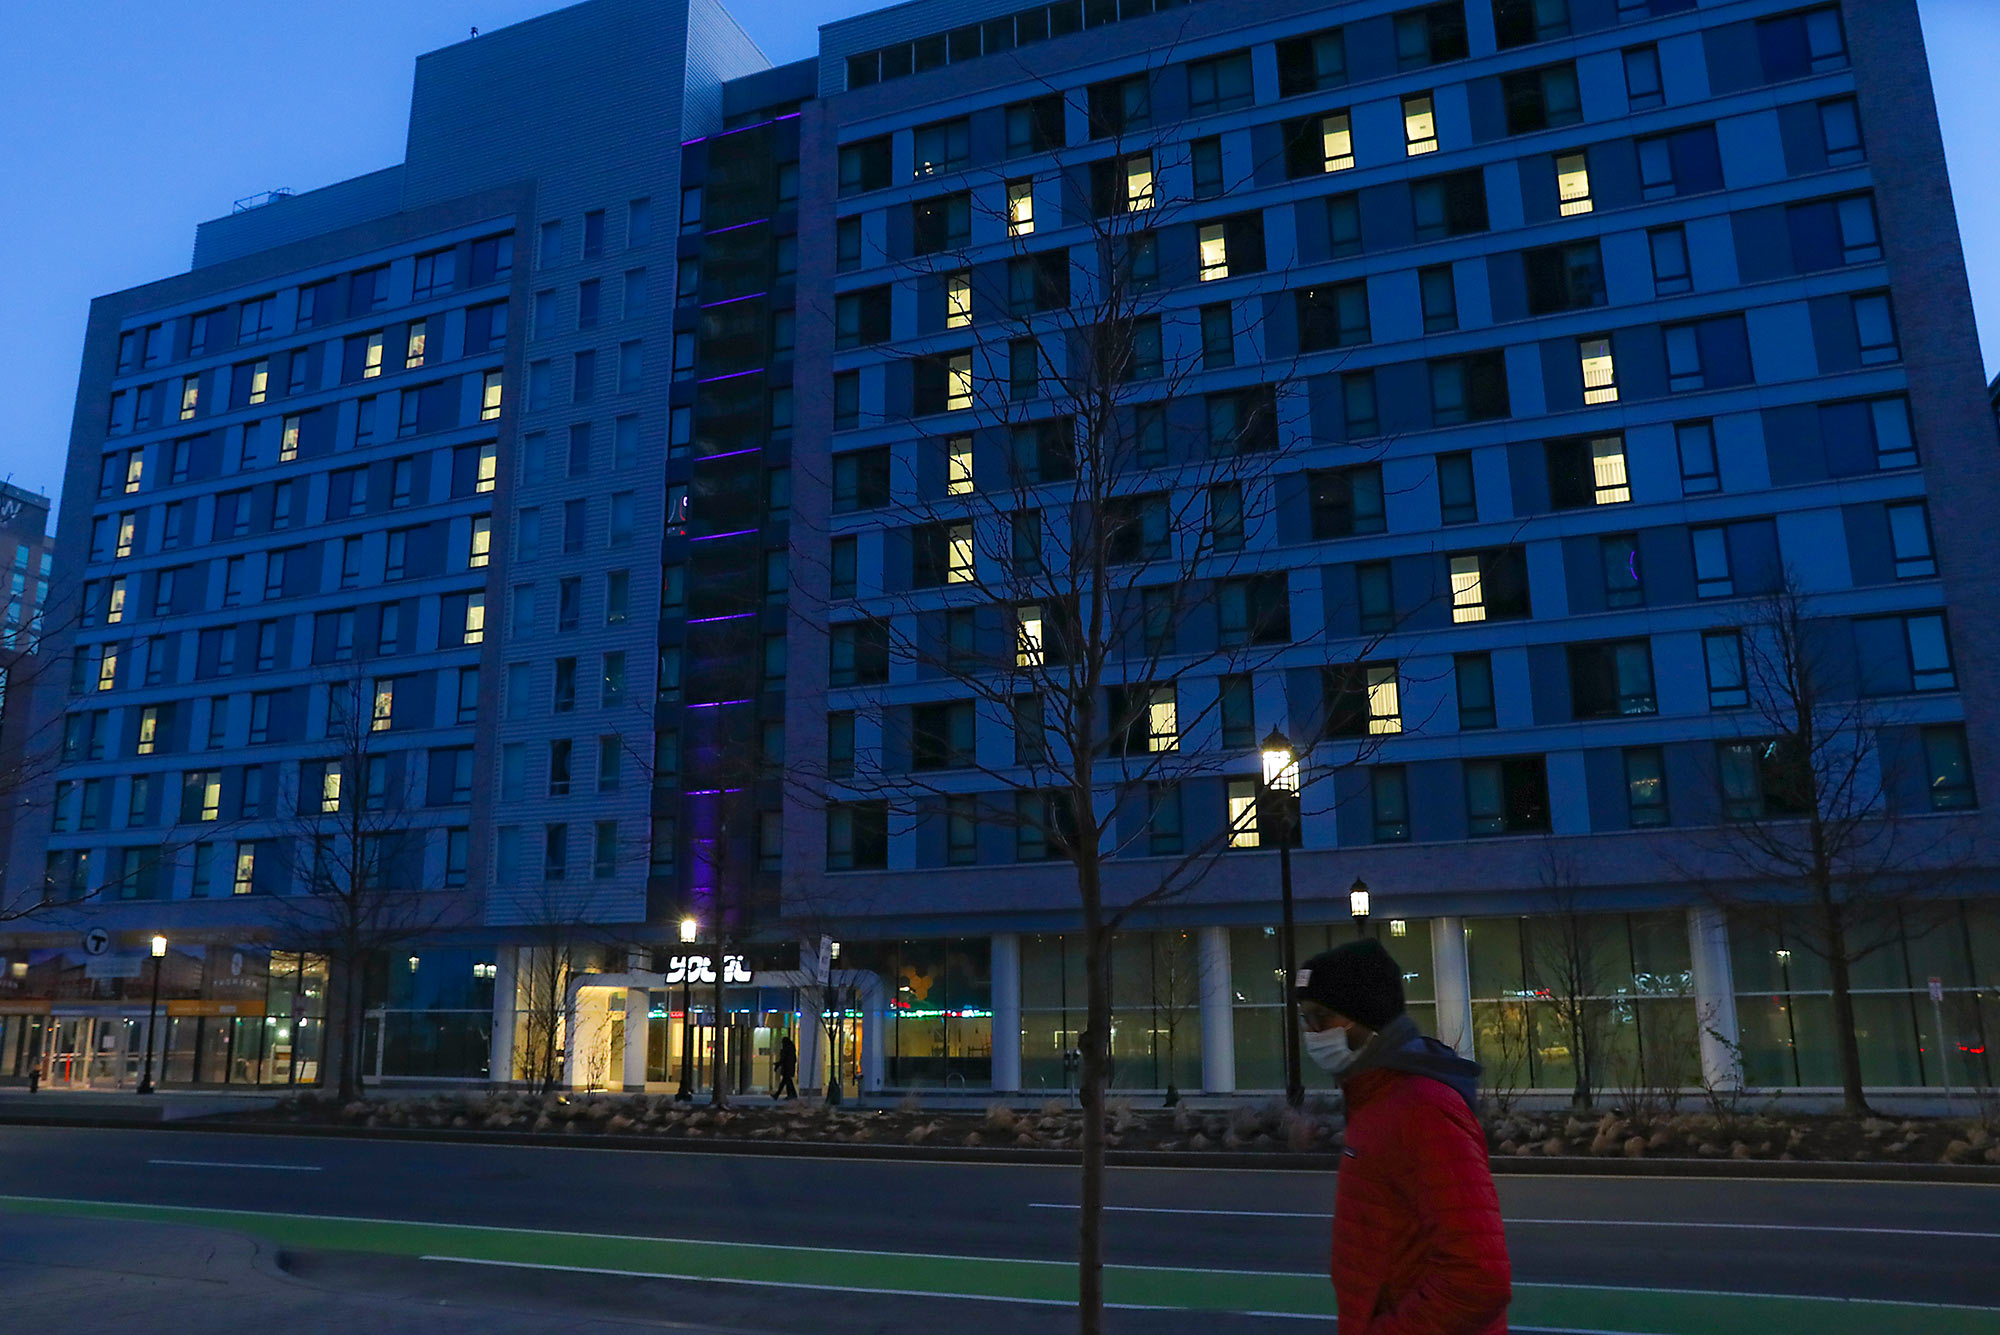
365,946 -> 496,1080
1021,932 -> 1203,1095
1231,921 -> 1437,1092
850,938 -> 991,1088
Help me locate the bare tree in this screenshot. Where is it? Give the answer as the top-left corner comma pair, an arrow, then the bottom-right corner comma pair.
792,58 -> 1415,1333
1532,843 -> 1613,1111
1680,573 -> 1965,1116
1144,928 -> 1202,1106
503,878 -> 603,1094
267,671 -> 459,1101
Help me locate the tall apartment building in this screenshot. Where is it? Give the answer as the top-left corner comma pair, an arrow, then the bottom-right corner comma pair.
0,483 -> 55,910
8,0 -> 1996,1099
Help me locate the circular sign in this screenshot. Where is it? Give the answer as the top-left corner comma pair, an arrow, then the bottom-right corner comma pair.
82,928 -> 112,957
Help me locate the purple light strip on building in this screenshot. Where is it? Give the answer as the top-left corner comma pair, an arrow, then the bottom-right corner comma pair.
684,788 -> 747,796
700,446 -> 761,462
690,528 -> 757,542
685,612 -> 755,625
683,111 -> 793,147
696,368 -> 763,384
687,698 -> 753,709
700,291 -> 768,309
707,218 -> 771,235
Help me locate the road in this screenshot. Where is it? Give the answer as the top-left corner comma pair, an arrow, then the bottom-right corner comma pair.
0,1124 -> 1996,1333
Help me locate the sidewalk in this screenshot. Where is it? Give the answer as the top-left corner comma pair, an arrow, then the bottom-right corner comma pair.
0,1212 -> 755,1334
0,1086 -> 278,1123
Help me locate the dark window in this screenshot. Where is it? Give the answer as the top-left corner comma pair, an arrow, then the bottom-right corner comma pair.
1357,561 -> 1395,633
1624,44 -> 1664,110
1420,265 -> 1458,333
1189,50 -> 1255,115
1456,653 -> 1496,729
913,193 -> 971,254
1205,386 -> 1278,456
1430,352 -> 1510,424
1010,420 -> 1076,483
1568,639 -> 1658,719
832,448 -> 892,512
1219,674 -> 1256,749
1923,726 -> 1977,811
1395,3 -> 1469,68
1201,303 -> 1234,368
1637,124 -> 1723,200
1465,757 -> 1550,835
1372,767 -> 1411,843
1088,75 -> 1151,137
1493,0 -> 1569,48
835,287 -> 892,349
827,802 -> 888,870
1449,546 -> 1532,622
1412,169 -> 1489,240
1191,137 -> 1225,199
1104,493 -> 1170,563
1437,451 -> 1477,524
1327,192 -> 1364,257
1625,746 -> 1669,827
1718,739 -> 1809,821
1278,27 -> 1348,95
1757,5 -> 1847,82
1601,532 -> 1645,610
1501,62 -> 1582,134
912,701 -> 976,770
1219,574 -> 1291,647
1006,94 -> 1065,155
913,118 -> 971,176
829,619 -> 890,687
1523,241 -> 1606,314
1310,466 -> 1386,539
1297,281 -> 1370,351
1008,251 -> 1071,314
838,137 -> 892,196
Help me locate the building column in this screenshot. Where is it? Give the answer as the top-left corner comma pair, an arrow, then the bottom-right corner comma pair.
861,975 -> 885,1094
623,985 -> 650,1091
1198,926 -> 1236,1094
488,947 -> 518,1086
1688,905 -> 1742,1090
990,934 -> 1021,1093
1430,917 -> 1475,1060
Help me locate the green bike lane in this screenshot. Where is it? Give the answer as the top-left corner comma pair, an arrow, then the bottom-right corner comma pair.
5,1192 -> 1998,1334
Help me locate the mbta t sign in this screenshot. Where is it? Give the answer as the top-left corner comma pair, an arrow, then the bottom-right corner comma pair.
81,928 -> 111,957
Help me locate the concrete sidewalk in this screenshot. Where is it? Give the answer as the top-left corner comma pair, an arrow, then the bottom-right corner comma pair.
0,1212 -> 758,1334
0,1087 -> 280,1123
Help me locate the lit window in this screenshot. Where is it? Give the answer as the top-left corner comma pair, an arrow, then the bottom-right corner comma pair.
233,844 -> 256,895
372,680 -> 394,732
362,332 -> 384,379
947,437 -> 973,495
179,376 -> 200,420
476,443 -> 498,493
321,766 -> 343,814
481,370 -> 504,421
248,361 -> 269,404
946,353 -> 973,411
106,577 -> 126,624
136,705 -> 158,755
1367,664 -> 1402,735
123,453 -> 144,494
406,320 -> 427,368
1016,603 -> 1044,667
1319,112 -> 1355,172
1590,435 -> 1630,504
280,414 -> 300,461
1198,224 -> 1229,281
1227,779 -> 1260,849
1008,180 -> 1034,236
464,592 -> 486,645
96,646 -> 118,692
945,271 -> 972,329
115,513 -> 135,559
1450,554 -> 1485,623
1580,337 -> 1618,404
1403,93 -> 1438,155
947,522 -> 974,584
1556,152 -> 1593,216
1125,152 -> 1155,211
470,516 -> 492,569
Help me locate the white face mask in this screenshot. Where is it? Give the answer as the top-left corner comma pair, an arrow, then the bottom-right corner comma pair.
1303,1024 -> 1359,1076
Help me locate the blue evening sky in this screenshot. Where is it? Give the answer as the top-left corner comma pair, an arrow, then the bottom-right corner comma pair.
2,0 -> 1995,516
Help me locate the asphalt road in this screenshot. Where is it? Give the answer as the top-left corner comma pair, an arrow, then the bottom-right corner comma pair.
1,1124 -> 1996,1334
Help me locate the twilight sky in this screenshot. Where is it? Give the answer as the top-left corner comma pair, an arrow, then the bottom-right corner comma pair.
2,0 -> 1995,518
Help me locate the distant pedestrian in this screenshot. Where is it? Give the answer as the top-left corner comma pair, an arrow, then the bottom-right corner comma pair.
1297,940 -> 1511,1335
774,1034 -> 798,1100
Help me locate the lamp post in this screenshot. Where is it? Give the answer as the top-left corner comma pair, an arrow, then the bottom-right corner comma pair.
1261,728 -> 1305,1109
137,935 -> 167,1096
826,940 -> 844,1107
675,915 -> 697,1102
1349,878 -> 1372,939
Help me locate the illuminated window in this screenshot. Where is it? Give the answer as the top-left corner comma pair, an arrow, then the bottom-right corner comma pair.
947,437 -> 973,495
945,271 -> 972,329
1590,435 -> 1630,504
476,443 -> 498,493
179,376 -> 200,420
321,764 -> 343,814
1450,554 -> 1485,623
248,360 -> 269,404
1556,152 -> 1593,216
1007,179 -> 1034,235
1227,779 -> 1260,849
1580,337 -> 1618,404
469,516 -> 491,569
481,370 -> 504,421
94,645 -> 117,692
1148,686 -> 1179,753
1367,664 -> 1402,735
115,513 -> 135,559
946,353 -> 973,411
464,592 -> 486,645
232,844 -> 256,895
372,680 -> 394,732
123,452 -> 144,494
280,414 -> 300,462
406,320 -> 427,368
947,522 -> 974,584
1198,224 -> 1229,281
1403,93 -> 1438,155
362,331 -> 384,379
136,705 -> 158,755
1319,112 -> 1355,172
106,577 -> 127,624
1125,152 -> 1155,211
1016,603 -> 1044,667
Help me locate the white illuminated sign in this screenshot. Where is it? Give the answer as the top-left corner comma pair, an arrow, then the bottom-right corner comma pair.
663,955 -> 753,985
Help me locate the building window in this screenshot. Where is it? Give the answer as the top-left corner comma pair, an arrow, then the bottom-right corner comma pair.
1456,653 -> 1496,729
1449,547 -> 1530,624
826,803 -> 887,871
1502,62 -> 1581,134
1357,561 -> 1394,633
1087,74 -> 1150,138
463,592 -> 485,644
1597,532 -> 1642,610
1343,371 -> 1378,438
1691,528 -> 1733,598
1371,766 -> 1411,843
1419,265 -> 1457,334
1674,420 -> 1719,493
1007,179 -> 1035,235
913,192 -> 971,254
1702,630 -> 1748,709
232,843 -> 257,895
1278,27 -> 1347,94
1547,434 -> 1630,508
1923,726 -> 1977,811
1397,3 -> 1468,67
1189,49 -> 1254,115
1297,282 -> 1369,351
1310,465 -> 1386,539
912,117 -> 970,177
1820,97 -> 1864,166
1554,151 -> 1592,217
1569,640 -> 1657,719
1201,303 -> 1235,368
1625,747 -> 1668,827
1663,324 -> 1706,392
1430,353 -> 1510,424
1437,452 -> 1476,524
1005,94 -> 1064,155
1403,93 -> 1439,155
1199,214 -> 1264,282
1887,502 -> 1936,579
1854,292 -> 1900,365
1286,112 -> 1354,178
1624,43 -> 1663,109
945,271 -> 972,329
1465,758 -> 1549,836
1578,337 -> 1618,404
1227,779 -> 1261,850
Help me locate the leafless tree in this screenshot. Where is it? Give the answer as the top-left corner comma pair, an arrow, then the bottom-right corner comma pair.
1532,842 -> 1613,1111
266,670 -> 460,1101
1678,572 -> 1966,1116
1144,928 -> 1202,1106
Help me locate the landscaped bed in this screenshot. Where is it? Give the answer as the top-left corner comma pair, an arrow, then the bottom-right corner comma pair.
242,1091 -> 2000,1165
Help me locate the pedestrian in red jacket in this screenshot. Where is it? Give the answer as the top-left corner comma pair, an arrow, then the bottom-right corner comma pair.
1297,940 -> 1511,1335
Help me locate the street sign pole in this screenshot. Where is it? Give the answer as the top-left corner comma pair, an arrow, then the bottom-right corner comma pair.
1928,977 -> 1951,1111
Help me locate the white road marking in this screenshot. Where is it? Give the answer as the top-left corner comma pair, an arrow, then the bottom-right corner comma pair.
145,1159 -> 322,1172
1030,1201 -> 2000,1240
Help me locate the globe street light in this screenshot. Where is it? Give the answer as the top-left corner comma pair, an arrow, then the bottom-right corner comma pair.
137,935 -> 167,1096
1350,878 -> 1372,939
1260,727 -> 1305,1109
675,915 -> 697,1102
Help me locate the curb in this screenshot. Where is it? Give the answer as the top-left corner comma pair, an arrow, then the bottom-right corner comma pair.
5,1113 -> 1998,1182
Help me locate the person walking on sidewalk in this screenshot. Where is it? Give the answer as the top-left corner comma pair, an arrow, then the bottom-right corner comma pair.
1297,940 -> 1511,1335
773,1034 -> 799,1101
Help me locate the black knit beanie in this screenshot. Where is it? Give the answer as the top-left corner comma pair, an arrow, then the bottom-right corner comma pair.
1295,940 -> 1405,1030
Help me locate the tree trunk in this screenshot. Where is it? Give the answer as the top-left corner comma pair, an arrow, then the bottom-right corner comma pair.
332,956 -> 358,1102
711,947 -> 729,1107
1076,861 -> 1109,1335
1571,1012 -> 1589,1112
1825,928 -> 1872,1117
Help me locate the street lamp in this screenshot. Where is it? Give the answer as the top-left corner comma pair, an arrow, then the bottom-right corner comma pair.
1260,727 -> 1305,1109
826,940 -> 845,1107
1349,878 -> 1371,939
675,915 -> 697,1102
137,935 -> 167,1096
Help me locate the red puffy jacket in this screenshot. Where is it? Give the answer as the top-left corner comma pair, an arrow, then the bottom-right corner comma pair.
1330,1065 -> 1511,1335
